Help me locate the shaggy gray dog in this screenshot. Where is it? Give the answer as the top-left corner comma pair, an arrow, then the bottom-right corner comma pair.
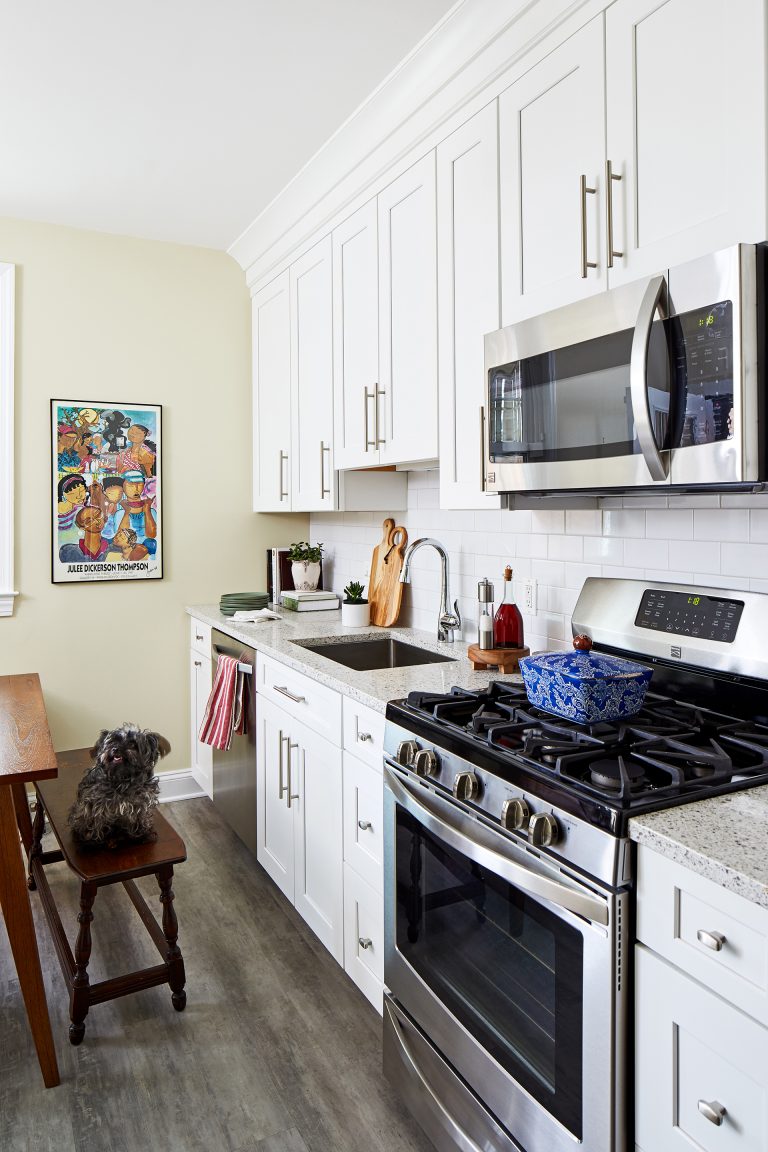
67,724 -> 171,848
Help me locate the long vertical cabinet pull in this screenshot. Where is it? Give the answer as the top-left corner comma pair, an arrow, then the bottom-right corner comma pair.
375,385 -> 386,448
286,742 -> 300,809
606,160 -> 623,268
364,387 -> 376,451
579,175 -> 597,278
319,442 -> 331,499
278,730 -> 287,799
278,451 -> 289,501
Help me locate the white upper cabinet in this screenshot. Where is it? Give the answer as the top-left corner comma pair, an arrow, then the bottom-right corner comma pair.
290,237 -> 334,511
378,153 -> 438,465
332,200 -> 380,470
500,18 -> 606,325
252,271 -> 291,511
437,103 -> 501,510
606,0 -> 766,286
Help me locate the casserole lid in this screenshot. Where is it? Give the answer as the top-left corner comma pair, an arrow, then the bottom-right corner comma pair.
522,635 -> 650,682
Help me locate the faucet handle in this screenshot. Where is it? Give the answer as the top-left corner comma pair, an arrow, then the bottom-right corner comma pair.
453,599 -> 462,627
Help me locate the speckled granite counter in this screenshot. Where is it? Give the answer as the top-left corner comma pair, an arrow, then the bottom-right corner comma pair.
187,605 -> 522,714
630,788 -> 768,908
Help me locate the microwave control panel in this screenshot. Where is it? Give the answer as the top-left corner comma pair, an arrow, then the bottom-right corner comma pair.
634,588 -> 744,643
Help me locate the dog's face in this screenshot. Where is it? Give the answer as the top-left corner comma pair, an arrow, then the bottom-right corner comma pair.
90,724 -> 171,781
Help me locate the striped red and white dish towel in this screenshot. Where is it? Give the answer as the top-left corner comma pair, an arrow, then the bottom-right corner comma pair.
198,654 -> 248,751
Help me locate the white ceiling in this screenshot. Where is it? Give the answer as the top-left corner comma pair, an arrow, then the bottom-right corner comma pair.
1,0 -> 456,250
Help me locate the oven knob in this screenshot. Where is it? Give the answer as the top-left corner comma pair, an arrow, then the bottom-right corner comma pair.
413,749 -> 439,778
453,772 -> 480,801
396,740 -> 419,767
501,797 -> 530,832
529,812 -> 560,847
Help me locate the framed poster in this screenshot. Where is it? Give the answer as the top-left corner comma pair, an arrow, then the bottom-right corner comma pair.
51,400 -> 162,583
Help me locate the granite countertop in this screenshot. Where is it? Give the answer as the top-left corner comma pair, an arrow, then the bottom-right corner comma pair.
187,605 -> 522,714
630,788 -> 768,908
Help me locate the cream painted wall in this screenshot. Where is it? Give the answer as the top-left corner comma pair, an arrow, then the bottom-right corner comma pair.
0,216 -> 305,770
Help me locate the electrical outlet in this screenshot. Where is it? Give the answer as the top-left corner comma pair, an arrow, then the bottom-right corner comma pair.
523,578 -> 537,614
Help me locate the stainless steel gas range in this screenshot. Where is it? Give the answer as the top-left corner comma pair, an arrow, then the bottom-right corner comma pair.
382,577 -> 768,1152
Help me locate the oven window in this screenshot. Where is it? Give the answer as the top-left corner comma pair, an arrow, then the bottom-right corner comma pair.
395,806 -> 583,1138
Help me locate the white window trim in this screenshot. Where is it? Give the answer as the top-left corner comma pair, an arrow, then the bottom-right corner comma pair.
0,263 -> 16,617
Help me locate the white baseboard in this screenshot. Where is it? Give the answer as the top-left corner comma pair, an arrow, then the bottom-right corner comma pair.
158,769 -> 206,803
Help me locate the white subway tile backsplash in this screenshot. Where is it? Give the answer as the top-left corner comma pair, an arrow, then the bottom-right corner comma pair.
311,473 -> 768,649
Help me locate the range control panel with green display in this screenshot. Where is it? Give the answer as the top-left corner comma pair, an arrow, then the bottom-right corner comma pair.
634,589 -> 744,643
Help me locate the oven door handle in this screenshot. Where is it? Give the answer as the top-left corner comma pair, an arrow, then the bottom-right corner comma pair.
385,766 -> 609,927
630,273 -> 669,482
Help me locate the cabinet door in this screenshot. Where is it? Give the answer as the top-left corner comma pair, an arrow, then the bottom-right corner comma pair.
292,721 -> 343,964
437,103 -> 501,510
189,649 -> 212,799
290,237 -> 335,511
252,271 -> 291,511
255,697 -> 295,902
636,945 -> 768,1152
342,751 -> 383,892
332,201 -> 380,469
378,154 -> 438,464
606,0 -> 766,286
499,17 -> 606,325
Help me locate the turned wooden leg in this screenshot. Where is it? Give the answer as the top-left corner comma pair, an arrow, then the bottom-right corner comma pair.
157,866 -> 186,1011
27,795 -> 47,891
69,881 -> 97,1045
0,786 -> 59,1087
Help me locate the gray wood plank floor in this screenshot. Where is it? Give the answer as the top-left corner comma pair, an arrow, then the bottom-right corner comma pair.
0,798 -> 436,1152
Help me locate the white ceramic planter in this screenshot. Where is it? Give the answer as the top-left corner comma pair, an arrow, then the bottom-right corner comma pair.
341,601 -> 370,627
291,560 -> 321,591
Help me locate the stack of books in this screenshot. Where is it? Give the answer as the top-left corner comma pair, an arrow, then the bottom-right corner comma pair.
279,590 -> 340,613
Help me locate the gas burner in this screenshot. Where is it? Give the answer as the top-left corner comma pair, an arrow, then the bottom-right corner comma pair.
635,736 -> 733,781
718,723 -> 768,767
589,757 -> 648,793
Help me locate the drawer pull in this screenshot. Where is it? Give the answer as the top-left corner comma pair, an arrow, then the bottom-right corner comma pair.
358,732 -> 373,743
697,929 -> 726,952
358,820 -> 372,831
358,937 -> 373,950
274,685 -> 307,704
697,1099 -> 726,1127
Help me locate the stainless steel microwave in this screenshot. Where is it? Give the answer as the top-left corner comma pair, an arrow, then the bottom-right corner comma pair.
484,244 -> 766,496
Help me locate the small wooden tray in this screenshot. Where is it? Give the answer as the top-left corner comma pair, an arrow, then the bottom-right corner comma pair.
467,644 -> 530,673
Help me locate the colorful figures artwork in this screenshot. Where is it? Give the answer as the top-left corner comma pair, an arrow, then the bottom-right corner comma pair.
51,402 -> 162,583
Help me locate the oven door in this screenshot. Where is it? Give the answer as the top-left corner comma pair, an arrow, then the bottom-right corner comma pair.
384,764 -> 626,1152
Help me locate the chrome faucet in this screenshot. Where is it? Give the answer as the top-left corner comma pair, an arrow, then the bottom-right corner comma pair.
400,537 -> 462,643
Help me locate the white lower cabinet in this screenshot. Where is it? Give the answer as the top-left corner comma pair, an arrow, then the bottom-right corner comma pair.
342,738 -> 384,1012
189,646 -> 212,799
256,694 -> 343,964
343,863 -> 384,1013
636,946 -> 768,1152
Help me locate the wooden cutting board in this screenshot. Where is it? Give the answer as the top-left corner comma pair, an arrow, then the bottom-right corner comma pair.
369,519 -> 408,627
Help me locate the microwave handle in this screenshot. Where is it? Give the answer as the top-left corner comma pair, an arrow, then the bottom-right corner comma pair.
630,274 -> 669,482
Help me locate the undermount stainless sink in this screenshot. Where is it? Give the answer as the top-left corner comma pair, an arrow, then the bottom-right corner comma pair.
298,637 -> 456,672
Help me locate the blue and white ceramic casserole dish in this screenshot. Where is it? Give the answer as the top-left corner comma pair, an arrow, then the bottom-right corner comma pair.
519,635 -> 652,723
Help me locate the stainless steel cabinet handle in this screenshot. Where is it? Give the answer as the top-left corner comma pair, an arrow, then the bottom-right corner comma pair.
364,387 -> 375,450
606,159 -> 624,268
358,937 -> 373,950
358,732 -> 373,743
698,1099 -> 726,1126
195,632 -> 204,641
286,745 -> 300,809
579,174 -> 597,278
697,929 -> 726,951
358,820 -> 372,831
193,660 -> 201,667
375,385 -> 386,448
630,274 -> 669,482
278,730 -> 287,799
320,441 -> 331,499
274,685 -> 306,704
278,450 -> 289,500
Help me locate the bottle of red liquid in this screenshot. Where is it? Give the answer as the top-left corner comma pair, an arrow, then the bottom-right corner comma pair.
494,566 -> 524,648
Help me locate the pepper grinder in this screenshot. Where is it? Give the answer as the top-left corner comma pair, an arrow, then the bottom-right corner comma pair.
477,578 -> 495,651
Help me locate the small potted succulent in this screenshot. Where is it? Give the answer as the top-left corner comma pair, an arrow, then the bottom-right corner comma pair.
342,580 -> 369,627
288,541 -> 324,592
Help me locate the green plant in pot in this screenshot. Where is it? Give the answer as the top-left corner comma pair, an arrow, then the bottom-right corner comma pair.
342,580 -> 370,627
288,541 -> 324,592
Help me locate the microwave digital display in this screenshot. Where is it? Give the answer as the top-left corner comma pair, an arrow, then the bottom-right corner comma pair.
672,299 -> 734,446
634,588 -> 743,643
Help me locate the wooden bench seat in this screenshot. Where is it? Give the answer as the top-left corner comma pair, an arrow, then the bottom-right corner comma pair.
28,748 -> 187,1045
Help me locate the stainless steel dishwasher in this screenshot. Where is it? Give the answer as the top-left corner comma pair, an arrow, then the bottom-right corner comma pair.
210,629 -> 257,854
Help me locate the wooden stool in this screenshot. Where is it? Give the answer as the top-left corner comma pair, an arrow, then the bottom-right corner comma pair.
27,748 -> 187,1045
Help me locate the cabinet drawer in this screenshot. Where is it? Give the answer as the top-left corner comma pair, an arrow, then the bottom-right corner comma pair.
342,697 -> 385,772
343,752 -> 384,892
256,653 -> 342,745
190,617 -> 211,657
343,863 -> 384,1013
636,945 -> 768,1152
637,846 -> 768,1026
